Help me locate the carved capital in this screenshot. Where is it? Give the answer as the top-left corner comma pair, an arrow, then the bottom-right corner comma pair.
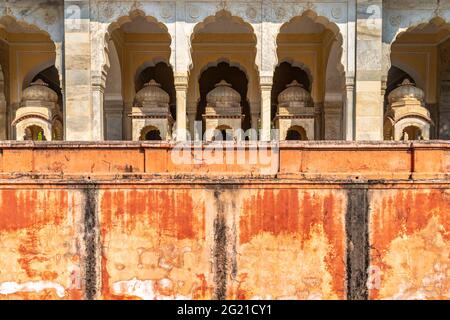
345,77 -> 355,89
174,75 -> 189,90
260,76 -> 273,90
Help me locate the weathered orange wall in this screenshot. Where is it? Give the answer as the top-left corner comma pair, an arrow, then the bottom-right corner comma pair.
369,187 -> 450,299
0,141 -> 448,300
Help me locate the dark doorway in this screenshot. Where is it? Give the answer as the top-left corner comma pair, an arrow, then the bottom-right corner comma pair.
144,129 -> 162,141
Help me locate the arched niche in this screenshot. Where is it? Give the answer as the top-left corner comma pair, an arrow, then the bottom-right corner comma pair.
384,66 -> 416,112
135,62 -> 176,120
286,125 -> 308,141
271,62 -> 311,121
276,11 -> 344,104
196,62 -> 250,132
104,11 -> 172,140
188,10 -> 260,133
140,125 -> 162,141
0,15 -> 58,140
276,11 -> 345,140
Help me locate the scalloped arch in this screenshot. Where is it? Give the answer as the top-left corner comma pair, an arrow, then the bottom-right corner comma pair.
275,9 -> 345,78
102,10 -> 173,76
390,16 -> 450,46
106,9 -> 170,37
0,15 -> 54,40
188,10 -> 258,73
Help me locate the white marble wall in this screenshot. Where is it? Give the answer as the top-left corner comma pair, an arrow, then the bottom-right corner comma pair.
1,0 -> 450,140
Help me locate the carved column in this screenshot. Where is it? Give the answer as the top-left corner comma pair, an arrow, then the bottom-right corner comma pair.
260,76 -> 272,141
64,0 -> 94,140
355,0 -> 384,140
187,103 -> 197,141
91,73 -> 106,140
0,71 -> 6,140
344,77 -> 355,140
175,75 -> 188,141
123,101 -> 133,140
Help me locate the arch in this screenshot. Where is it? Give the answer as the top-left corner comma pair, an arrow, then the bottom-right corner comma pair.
0,15 -> 53,39
190,10 -> 256,45
196,62 -> 251,130
134,58 -> 172,89
135,62 -> 176,119
106,9 -> 170,40
286,125 -> 308,141
402,125 -> 423,141
275,59 -> 314,87
102,10 -> 172,86
384,66 -> 416,111
274,9 -> 344,73
103,11 -> 173,140
189,9 -> 260,133
197,58 -> 250,84
271,62 -> 312,121
383,16 -> 450,78
0,14 -> 59,140
388,17 -> 450,47
140,125 -> 162,141
213,125 -> 234,141
23,125 -> 46,141
276,10 -> 345,101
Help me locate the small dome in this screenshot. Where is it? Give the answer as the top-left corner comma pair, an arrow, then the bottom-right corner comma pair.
206,80 -> 241,106
135,80 -> 170,106
278,80 -> 311,104
22,79 -> 58,103
388,79 -> 424,104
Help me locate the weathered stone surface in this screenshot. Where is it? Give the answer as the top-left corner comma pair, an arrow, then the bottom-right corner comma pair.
0,142 -> 448,300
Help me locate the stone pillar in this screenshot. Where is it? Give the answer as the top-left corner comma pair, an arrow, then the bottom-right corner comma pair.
104,100 -> 123,140
123,101 -> 133,140
439,107 -> 450,139
315,102 -> 324,140
91,74 -> 106,141
174,75 -> 188,141
355,0 -> 383,140
0,73 -> 6,140
344,77 -> 355,140
64,0 -> 93,141
187,108 -> 197,141
260,76 -> 272,141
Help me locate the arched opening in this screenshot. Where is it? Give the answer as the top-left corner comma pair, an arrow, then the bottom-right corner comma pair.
197,62 -> 250,132
213,125 -> 233,141
271,62 -> 311,121
0,16 -> 58,140
140,126 -> 162,141
189,10 -> 259,137
384,66 -> 415,112
105,12 -> 172,140
135,62 -> 176,119
276,12 -> 344,140
24,125 -> 46,141
402,125 -> 423,141
286,125 -> 308,141
390,18 -> 450,139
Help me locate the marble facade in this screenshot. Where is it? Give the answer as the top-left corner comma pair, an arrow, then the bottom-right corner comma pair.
0,0 -> 450,141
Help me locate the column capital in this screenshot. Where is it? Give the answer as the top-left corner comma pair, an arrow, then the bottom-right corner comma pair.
92,71 -> 107,91
174,74 -> 189,90
345,76 -> 355,88
260,76 -> 273,91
